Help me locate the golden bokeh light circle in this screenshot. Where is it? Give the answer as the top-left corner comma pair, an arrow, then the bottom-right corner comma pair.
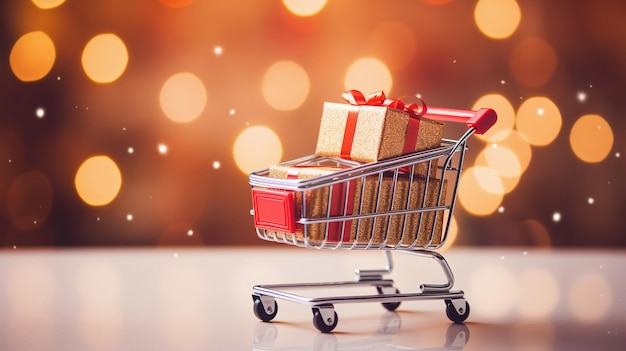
489,129 -> 533,173
81,33 -> 129,84
9,31 -> 56,82
31,0 -> 66,9
458,166 -> 504,216
569,114 -> 614,163
75,155 -> 123,206
475,150 -> 521,194
516,97 -> 562,146
283,0 -> 327,16
233,126 -> 283,175
159,72 -> 207,123
344,57 -> 392,95
483,144 -> 522,178
472,94 -> 516,143
474,0 -> 521,39
509,37 -> 557,88
262,61 -> 310,111
475,144 -> 522,194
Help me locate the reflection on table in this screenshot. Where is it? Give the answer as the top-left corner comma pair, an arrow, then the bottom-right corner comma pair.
0,248 -> 624,350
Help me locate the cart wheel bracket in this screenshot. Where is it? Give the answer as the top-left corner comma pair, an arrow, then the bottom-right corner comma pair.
314,305 -> 336,326
450,298 -> 466,315
259,295 -> 277,315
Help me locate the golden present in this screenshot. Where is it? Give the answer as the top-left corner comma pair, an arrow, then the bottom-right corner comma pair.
352,173 -> 447,247
266,165 -> 362,243
315,91 -> 444,171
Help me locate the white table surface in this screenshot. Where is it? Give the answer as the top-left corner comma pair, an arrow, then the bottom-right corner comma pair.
1,247 -> 624,350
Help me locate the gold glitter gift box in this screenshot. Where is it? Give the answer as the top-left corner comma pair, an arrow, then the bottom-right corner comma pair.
354,173 -> 447,247
314,98 -> 445,176
262,164 -> 446,247
264,165 -> 362,243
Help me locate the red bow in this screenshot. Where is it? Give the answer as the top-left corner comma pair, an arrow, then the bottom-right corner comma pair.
341,90 -> 427,117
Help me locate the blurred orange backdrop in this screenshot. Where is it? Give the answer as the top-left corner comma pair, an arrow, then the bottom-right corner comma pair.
1,0 -> 624,247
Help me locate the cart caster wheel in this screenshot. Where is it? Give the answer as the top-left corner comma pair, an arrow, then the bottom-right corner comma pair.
253,295 -> 278,322
445,299 -> 470,323
377,286 -> 401,311
312,306 -> 338,333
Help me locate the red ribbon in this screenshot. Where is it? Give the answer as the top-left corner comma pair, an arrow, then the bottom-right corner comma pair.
339,90 -> 427,159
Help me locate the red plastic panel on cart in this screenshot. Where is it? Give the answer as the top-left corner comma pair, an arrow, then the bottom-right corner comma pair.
251,188 -> 296,233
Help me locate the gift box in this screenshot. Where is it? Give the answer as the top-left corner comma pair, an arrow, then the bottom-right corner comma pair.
353,173 -> 447,247
264,165 -> 362,243
315,91 -> 445,173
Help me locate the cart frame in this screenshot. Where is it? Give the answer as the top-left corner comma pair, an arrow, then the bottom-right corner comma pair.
249,107 -> 496,333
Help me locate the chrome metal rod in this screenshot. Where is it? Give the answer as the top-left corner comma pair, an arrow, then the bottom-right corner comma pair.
403,250 -> 455,292
355,251 -> 394,281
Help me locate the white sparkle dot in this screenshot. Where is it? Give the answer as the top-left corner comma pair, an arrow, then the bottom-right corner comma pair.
552,212 -> 561,222
616,152 -> 621,158
213,46 -> 223,56
588,197 -> 595,205
57,76 -> 61,80
523,251 -> 528,255
187,230 -> 194,236
415,93 -> 422,99
173,252 -> 179,258
97,217 -> 100,221
536,108 -> 544,116
452,59 -> 457,63
33,220 -> 37,224
126,214 -> 133,221
229,109 -> 236,115
213,161 -> 221,169
500,255 -> 506,260
122,127 -> 126,131
13,245 -> 17,249
577,91 -> 587,102
158,143 -> 168,155
127,147 -> 134,154
246,121 -> 250,126
498,206 -> 505,213
500,80 -> 506,85
36,107 -> 45,118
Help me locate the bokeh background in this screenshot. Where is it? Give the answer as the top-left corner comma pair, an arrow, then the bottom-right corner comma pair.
1,0 -> 624,248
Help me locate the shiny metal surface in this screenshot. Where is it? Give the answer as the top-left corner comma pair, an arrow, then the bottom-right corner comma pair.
0,248 -> 624,350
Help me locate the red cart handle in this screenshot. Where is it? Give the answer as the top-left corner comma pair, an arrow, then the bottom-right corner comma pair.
423,107 -> 497,135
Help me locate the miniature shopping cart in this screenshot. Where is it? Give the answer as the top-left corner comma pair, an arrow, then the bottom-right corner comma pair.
249,107 -> 497,333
